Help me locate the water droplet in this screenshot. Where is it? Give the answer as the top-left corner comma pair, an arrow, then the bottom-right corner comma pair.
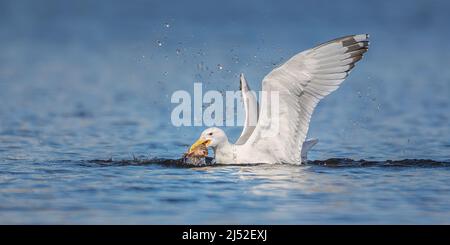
176,48 -> 181,55
157,40 -> 163,47
163,72 -> 168,76
232,55 -> 240,64
217,64 -> 223,70
197,62 -> 204,71
164,23 -> 170,28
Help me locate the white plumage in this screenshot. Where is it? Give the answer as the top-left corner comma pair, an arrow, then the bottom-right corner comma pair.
190,34 -> 369,164
235,73 -> 259,145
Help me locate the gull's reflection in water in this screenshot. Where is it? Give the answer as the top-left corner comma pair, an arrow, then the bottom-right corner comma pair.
232,164 -> 347,197
191,163 -> 347,197
185,164 -> 354,223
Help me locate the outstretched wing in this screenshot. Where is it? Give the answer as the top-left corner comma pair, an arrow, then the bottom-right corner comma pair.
235,73 -> 259,145
244,34 -> 369,163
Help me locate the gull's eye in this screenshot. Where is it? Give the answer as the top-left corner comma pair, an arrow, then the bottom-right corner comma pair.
208,132 -> 213,136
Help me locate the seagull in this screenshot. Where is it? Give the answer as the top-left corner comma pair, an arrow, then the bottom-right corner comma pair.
188,34 -> 369,164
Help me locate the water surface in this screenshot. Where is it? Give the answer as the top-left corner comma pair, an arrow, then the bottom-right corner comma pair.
0,0 -> 449,224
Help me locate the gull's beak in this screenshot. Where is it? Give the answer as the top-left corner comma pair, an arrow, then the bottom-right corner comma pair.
188,137 -> 211,155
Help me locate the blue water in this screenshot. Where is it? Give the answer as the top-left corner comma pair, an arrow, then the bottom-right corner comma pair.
0,0 -> 449,224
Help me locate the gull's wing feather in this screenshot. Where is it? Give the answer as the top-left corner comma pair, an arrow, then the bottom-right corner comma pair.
235,73 -> 259,145
244,34 -> 369,163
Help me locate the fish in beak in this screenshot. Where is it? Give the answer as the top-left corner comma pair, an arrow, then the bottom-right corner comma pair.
186,138 -> 211,157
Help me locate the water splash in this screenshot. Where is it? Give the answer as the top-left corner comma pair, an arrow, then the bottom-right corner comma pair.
83,157 -> 450,168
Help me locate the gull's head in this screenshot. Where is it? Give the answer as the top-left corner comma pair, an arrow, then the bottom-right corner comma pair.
189,127 -> 228,153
